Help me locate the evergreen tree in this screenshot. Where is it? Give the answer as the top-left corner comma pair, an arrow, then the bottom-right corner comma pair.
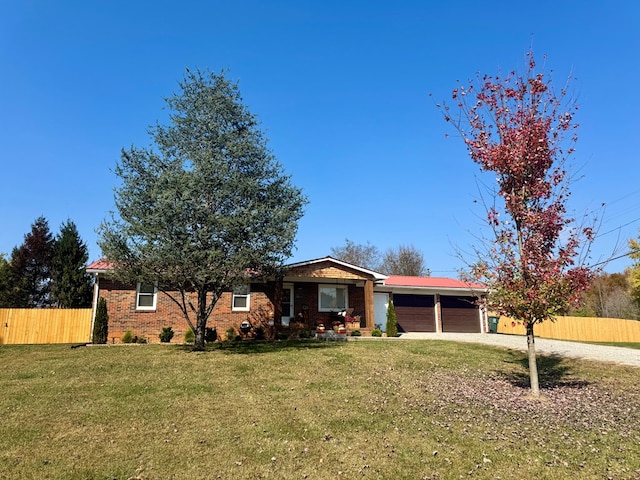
386,299 -> 398,337
92,297 -> 109,344
0,254 -> 11,307
99,69 -> 306,351
51,220 -> 93,307
7,217 -> 55,307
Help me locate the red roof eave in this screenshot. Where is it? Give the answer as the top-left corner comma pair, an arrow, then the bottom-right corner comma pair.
384,275 -> 487,292
86,259 -> 114,273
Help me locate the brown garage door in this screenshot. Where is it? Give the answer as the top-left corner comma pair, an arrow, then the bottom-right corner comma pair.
393,294 -> 436,332
440,296 -> 480,333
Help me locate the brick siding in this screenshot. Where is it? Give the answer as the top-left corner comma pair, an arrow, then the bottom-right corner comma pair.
95,259 -> 373,343
98,277 -> 275,343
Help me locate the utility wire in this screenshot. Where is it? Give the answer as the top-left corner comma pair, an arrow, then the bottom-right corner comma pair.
596,216 -> 640,238
590,251 -> 635,268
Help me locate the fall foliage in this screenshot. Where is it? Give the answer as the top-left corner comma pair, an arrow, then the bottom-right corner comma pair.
439,52 -> 597,395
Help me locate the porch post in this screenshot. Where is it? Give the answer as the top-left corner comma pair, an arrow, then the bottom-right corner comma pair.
435,294 -> 442,333
364,279 -> 374,330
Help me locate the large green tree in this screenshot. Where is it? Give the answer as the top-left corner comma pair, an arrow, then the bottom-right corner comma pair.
6,217 -> 55,308
98,70 -> 306,351
0,254 -> 11,307
439,52 -> 595,396
51,220 -> 93,308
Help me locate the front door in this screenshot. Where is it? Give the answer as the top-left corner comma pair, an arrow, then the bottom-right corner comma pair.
374,292 -> 389,331
281,284 -> 294,326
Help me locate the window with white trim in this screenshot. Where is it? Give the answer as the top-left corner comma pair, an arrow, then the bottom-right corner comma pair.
136,282 -> 157,310
318,284 -> 348,312
232,285 -> 250,311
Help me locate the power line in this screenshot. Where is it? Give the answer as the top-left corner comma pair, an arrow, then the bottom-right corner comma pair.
596,216 -> 640,238
590,251 -> 634,268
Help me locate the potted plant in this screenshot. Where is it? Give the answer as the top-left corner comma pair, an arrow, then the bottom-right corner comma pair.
346,314 -> 360,330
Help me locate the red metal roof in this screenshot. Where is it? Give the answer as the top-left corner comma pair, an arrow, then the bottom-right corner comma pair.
384,275 -> 486,291
86,259 -> 113,272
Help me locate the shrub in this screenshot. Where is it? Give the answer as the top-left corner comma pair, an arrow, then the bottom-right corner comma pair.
299,329 -> 311,339
159,327 -> 174,343
350,330 -> 362,336
122,330 -> 134,343
184,328 -> 195,343
371,328 -> 382,337
133,335 -> 147,344
225,327 -> 236,341
92,297 -> 108,344
386,299 -> 398,337
205,327 -> 217,343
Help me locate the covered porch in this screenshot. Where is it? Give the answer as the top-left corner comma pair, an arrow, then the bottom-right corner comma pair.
269,257 -> 387,334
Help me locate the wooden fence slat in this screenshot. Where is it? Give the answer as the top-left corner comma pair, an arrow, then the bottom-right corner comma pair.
496,315 -> 640,343
0,309 -> 92,345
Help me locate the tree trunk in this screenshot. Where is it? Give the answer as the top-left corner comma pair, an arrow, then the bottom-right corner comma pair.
193,320 -> 206,351
526,322 -> 540,396
193,289 -> 208,351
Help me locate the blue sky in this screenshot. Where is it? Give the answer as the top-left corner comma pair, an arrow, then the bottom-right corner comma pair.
1,0 -> 639,275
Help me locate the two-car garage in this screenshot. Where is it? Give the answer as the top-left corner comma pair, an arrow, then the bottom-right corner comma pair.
380,276 -> 487,334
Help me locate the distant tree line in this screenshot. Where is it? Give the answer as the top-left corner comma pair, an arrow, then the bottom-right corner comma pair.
571,271 -> 639,320
570,232 -> 640,321
0,217 -> 93,308
330,239 -> 429,276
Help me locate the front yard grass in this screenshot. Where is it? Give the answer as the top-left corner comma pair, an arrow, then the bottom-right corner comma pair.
1,340 -> 639,479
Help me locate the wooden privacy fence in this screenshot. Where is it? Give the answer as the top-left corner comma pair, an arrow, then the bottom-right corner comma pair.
496,315 -> 640,343
0,309 -> 93,345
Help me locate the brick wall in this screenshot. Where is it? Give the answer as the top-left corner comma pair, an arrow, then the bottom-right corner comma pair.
97,277 -> 275,343
95,259 -> 374,342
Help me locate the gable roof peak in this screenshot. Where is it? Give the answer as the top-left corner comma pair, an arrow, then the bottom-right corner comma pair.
285,256 -> 387,280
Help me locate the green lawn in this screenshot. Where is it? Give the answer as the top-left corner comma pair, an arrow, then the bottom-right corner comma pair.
1,340 -> 639,479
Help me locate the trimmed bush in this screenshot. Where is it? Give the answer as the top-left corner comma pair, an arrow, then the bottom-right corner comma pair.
350,330 -> 362,336
225,327 -> 236,341
184,328 -> 195,343
122,330 -> 134,343
205,327 -> 217,343
92,297 -> 109,344
386,299 -> 398,337
159,327 -> 175,343
371,328 -> 382,337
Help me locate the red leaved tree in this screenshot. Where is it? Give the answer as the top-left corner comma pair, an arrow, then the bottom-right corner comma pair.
439,52 -> 596,396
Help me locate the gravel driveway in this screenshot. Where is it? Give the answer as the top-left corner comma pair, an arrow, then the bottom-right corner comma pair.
397,332 -> 640,367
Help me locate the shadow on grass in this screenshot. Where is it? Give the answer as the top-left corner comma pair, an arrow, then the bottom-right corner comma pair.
179,339 -> 346,355
499,350 -> 591,390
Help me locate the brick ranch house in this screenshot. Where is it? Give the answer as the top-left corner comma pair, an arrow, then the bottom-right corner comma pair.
87,256 -> 488,343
